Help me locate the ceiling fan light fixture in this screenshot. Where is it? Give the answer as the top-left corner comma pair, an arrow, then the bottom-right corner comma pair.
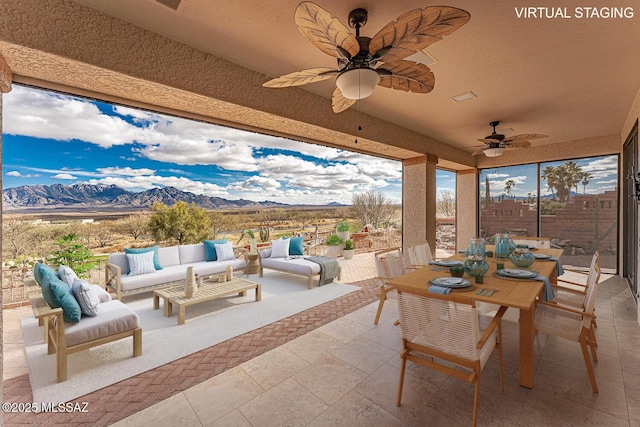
484,147 -> 505,157
336,68 -> 380,100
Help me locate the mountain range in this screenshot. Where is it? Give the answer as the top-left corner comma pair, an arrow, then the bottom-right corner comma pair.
2,183 -> 291,210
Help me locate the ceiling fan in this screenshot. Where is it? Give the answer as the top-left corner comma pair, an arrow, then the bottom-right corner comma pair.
472,121 -> 548,157
263,2 -> 471,113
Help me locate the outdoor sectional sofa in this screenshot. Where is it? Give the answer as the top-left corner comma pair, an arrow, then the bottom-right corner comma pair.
105,242 -> 247,299
258,240 -> 341,289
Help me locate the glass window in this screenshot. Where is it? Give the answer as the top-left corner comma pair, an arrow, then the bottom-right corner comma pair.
479,155 -> 618,270
479,163 -> 539,239
540,156 -> 618,270
436,169 -> 456,257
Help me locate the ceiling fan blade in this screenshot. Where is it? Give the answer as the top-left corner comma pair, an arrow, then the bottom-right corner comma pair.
507,140 -> 532,149
295,2 -> 359,59
503,133 -> 548,143
377,61 -> 435,93
477,138 -> 503,144
369,6 -> 470,62
263,67 -> 338,88
332,87 -> 356,113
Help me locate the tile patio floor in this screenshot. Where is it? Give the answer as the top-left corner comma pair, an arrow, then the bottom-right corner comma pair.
3,252 -> 640,426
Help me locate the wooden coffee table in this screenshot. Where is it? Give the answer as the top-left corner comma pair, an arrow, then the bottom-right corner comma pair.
153,277 -> 261,325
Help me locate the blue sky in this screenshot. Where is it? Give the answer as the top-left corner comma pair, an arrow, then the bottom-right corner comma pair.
2,85 -> 411,205
480,155 -> 618,198
2,86 -> 616,206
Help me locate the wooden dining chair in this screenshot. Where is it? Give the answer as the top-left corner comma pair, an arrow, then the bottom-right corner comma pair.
396,291 -> 507,427
534,263 -> 601,393
552,251 -> 601,330
552,251 -> 600,306
404,240 -> 433,270
373,247 -> 405,325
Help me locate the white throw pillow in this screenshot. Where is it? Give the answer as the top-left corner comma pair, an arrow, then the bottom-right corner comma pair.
127,251 -> 156,276
71,278 -> 100,316
270,239 -> 290,258
91,284 -> 112,303
58,265 -> 78,287
214,242 -> 236,261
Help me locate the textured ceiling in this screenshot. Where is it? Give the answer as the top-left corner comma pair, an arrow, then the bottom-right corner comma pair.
2,0 -> 638,168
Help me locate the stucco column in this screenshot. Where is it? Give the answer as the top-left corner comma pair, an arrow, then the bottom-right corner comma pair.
456,169 -> 478,250
0,50 -> 12,423
402,155 -> 437,257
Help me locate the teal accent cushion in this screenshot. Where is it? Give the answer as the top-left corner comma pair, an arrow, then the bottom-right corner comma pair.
125,245 -> 162,273
34,262 -> 56,287
203,238 -> 227,261
43,272 -> 82,323
38,267 -> 59,308
288,236 -> 305,256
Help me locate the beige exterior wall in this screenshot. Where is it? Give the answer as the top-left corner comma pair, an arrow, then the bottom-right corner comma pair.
402,156 -> 437,255
456,170 -> 478,251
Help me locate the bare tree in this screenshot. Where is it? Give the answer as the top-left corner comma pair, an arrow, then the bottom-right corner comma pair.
209,211 -> 239,238
118,212 -> 150,240
437,190 -> 456,217
349,189 -> 396,229
2,218 -> 37,259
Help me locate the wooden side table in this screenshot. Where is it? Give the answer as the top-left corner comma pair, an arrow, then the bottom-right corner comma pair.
245,253 -> 259,276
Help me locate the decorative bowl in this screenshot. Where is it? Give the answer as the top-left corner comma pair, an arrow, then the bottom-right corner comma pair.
509,248 -> 535,268
464,255 -> 489,278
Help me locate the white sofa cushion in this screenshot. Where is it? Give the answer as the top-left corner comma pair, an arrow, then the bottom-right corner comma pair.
261,257 -> 320,275
158,246 -> 180,267
64,300 -> 139,347
179,244 -> 206,264
118,259 -> 247,292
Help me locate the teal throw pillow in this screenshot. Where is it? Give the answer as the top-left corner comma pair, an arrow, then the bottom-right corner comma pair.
288,236 -> 305,256
34,262 -> 56,287
44,273 -> 82,323
203,238 -> 227,261
125,245 -> 162,273
39,267 -> 59,308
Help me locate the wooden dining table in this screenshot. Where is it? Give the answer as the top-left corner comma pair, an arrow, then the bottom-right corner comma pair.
387,246 -> 563,389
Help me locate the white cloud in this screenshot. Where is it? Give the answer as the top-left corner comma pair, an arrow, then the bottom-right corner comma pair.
4,86 -> 145,148
96,167 -> 156,176
4,86 -> 404,205
6,171 -> 22,177
52,173 -> 77,180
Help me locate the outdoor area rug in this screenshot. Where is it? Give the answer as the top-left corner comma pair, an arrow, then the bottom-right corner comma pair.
20,270 -> 359,404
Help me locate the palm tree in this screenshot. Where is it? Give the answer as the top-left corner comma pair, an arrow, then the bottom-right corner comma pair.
541,165 -> 557,200
581,172 -> 592,194
505,180 -> 515,198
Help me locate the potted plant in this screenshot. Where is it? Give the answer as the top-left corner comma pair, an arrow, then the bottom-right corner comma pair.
325,234 -> 344,258
342,239 -> 355,259
336,221 -> 351,242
